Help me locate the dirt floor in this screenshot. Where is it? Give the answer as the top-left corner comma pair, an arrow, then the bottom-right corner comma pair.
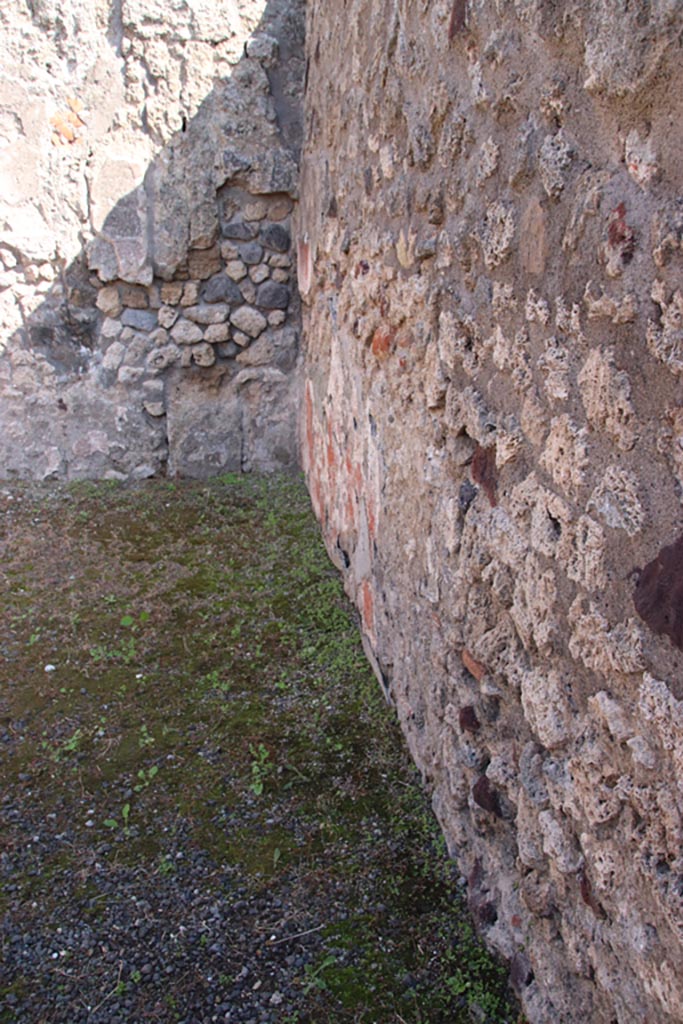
0,473 -> 521,1024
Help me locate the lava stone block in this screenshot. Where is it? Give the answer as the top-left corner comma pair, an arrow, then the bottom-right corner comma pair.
260,224 -> 290,252
256,281 -> 290,310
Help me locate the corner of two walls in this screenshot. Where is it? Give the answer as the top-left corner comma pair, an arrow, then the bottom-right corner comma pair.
298,2 -> 683,1023
0,0 -> 305,481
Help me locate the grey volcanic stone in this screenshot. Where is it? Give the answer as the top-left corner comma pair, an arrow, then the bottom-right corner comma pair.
223,220 -> 258,241
239,242 -> 264,265
202,274 -> 242,305
121,309 -> 158,331
256,282 -> 290,310
260,224 -> 291,252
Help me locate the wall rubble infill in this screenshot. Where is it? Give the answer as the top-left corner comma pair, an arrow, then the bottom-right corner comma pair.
297,2 -> 683,1022
0,0 -> 304,480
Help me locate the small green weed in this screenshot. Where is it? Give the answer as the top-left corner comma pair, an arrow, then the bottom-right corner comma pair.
249,742 -> 273,796
301,954 -> 337,995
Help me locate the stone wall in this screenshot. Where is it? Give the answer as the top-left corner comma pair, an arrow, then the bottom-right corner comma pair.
298,2 -> 683,1022
0,0 -> 304,479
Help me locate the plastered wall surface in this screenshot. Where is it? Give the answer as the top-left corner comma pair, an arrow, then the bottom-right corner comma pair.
298,2 -> 683,1021
0,0 -> 304,479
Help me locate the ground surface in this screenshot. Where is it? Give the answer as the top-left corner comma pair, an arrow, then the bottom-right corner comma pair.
0,474 -> 520,1024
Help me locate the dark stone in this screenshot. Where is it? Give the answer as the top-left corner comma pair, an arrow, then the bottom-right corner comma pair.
260,224 -> 290,252
121,309 -> 158,331
472,775 -> 503,817
221,150 -> 252,179
449,0 -> 468,39
634,533 -> 683,651
256,281 -> 290,310
202,274 -> 242,305
459,705 -> 480,733
217,341 -> 239,359
239,242 -> 264,265
223,220 -> 258,241
578,866 -> 607,919
471,445 -> 497,507
458,480 -> 477,513
510,953 -> 534,991
102,194 -> 141,238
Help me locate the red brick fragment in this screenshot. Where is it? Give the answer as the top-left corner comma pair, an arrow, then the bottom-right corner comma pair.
371,324 -> 395,360
462,648 -> 486,681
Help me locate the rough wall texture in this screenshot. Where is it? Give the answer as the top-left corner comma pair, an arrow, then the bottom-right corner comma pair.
0,0 -> 304,479
298,2 -> 683,1022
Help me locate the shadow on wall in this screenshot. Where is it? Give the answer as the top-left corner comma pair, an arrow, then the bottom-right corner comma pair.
0,0 -> 305,481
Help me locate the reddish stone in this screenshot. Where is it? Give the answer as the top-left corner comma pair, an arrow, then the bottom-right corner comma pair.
449,0 -> 468,39
472,775 -> 503,817
607,202 -> 635,264
359,579 -> 375,636
471,444 -> 497,507
371,324 -> 395,360
462,648 -> 486,681
459,705 -> 480,733
634,532 -> 683,651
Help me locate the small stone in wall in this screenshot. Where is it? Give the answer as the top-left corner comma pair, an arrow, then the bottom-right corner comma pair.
118,365 -> 144,385
220,241 -> 240,261
459,706 -> 480,733
96,286 -> 122,318
268,310 -> 286,327
260,224 -> 290,252
256,281 -> 290,309
191,342 -> 216,367
539,131 -> 573,199
588,466 -> 644,536
250,264 -> 270,284
180,282 -> 200,307
147,344 -> 180,371
102,340 -> 125,371
246,33 -> 279,63
161,282 -> 184,305
471,445 -> 497,506
204,323 -> 230,343
268,198 -> 293,221
226,260 -> 248,282
158,305 -> 179,329
472,776 -> 503,818
624,128 -> 660,189
244,200 -> 267,221
184,303 -> 229,325
121,308 -> 158,331
240,280 -> 257,305
231,305 -> 267,338
188,246 -> 221,280
217,341 -> 239,358
269,253 -> 291,268
371,324 -> 395,361
171,318 -> 204,344
239,242 -> 264,265
223,220 -> 258,241
634,534 -> 683,651
144,401 -> 165,417
481,201 -> 515,269
232,330 -> 250,347
119,285 -> 148,309
271,269 -> 289,284
202,273 -> 242,305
